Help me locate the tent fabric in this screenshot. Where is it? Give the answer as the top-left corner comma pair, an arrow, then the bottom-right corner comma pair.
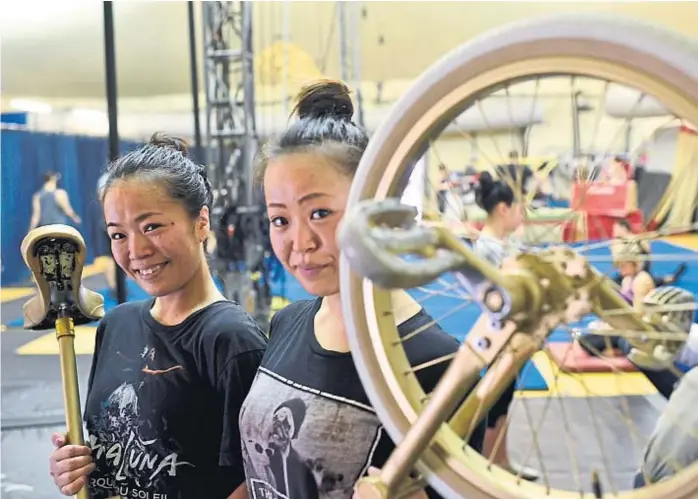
1,130 -> 140,285
665,129 -> 698,229
648,127 -> 698,229
637,170 -> 672,223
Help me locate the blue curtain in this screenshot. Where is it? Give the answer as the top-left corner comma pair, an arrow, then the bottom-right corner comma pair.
1,130 -> 139,286
1,113 -> 28,125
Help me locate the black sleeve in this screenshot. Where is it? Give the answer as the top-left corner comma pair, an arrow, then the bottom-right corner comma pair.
416,357 -> 488,499
368,359 -> 486,499
216,348 -> 265,481
418,359 -> 484,446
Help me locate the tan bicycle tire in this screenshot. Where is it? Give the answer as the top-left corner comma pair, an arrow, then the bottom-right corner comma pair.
340,13 -> 698,499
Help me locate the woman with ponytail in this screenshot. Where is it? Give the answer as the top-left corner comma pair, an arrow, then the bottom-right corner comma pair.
239,80 -> 485,499
472,171 -> 540,481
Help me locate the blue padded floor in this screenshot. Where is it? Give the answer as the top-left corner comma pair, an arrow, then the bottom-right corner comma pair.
402,240 -> 698,391
409,281 -> 548,391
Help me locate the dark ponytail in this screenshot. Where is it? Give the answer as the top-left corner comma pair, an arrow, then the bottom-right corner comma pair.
475,171 -> 515,214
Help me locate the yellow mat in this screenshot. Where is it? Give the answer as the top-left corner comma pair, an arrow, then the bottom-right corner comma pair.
520,352 -> 658,399
16,326 -> 98,355
664,233 -> 698,251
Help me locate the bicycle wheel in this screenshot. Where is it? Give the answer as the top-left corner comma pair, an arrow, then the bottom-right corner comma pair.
339,13 -> 698,499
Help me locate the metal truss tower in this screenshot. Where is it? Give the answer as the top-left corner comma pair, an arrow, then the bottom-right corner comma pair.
202,1 -> 271,329
202,1 -> 257,211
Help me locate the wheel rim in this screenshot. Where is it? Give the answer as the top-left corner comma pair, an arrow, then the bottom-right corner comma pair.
341,53 -> 698,499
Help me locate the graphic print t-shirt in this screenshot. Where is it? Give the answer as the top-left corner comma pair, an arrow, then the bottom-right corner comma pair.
84,299 -> 266,499
239,299 -> 485,499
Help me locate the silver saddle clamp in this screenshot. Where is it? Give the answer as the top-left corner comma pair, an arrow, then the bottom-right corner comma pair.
21,225 -> 106,330
337,198 -> 532,324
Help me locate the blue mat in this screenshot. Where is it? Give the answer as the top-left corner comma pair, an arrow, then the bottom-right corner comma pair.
409,284 -> 548,391
401,240 -> 698,390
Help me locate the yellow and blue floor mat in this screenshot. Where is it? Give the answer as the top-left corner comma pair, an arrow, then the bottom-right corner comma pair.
4,237 -> 698,393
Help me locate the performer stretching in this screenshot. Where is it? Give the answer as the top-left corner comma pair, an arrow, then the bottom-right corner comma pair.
611,219 -> 686,288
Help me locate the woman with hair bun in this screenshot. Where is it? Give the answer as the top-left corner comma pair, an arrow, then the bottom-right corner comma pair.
472,171 -> 540,481
239,80 -> 485,499
48,133 -> 266,499
472,171 -> 525,267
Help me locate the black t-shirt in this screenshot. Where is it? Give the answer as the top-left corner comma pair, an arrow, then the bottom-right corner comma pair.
84,299 -> 267,499
239,298 -> 486,499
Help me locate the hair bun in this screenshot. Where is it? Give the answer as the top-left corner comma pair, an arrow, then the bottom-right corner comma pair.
149,132 -> 190,158
196,164 -> 208,180
475,171 -> 495,210
294,79 -> 354,121
478,171 -> 495,194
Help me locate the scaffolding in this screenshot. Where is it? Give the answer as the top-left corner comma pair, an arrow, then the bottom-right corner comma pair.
202,1 -> 270,329
202,1 -> 257,208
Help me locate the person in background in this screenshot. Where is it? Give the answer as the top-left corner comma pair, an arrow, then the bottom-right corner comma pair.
47,133 -> 266,499
579,245 -> 686,399
29,171 -> 81,231
601,156 -> 630,185
632,286 -> 698,488
238,80 -> 485,499
579,288 -> 690,400
473,171 -> 527,267
611,219 -> 686,287
612,240 -> 657,309
436,163 -> 451,214
472,170 -> 540,481
496,150 -> 534,195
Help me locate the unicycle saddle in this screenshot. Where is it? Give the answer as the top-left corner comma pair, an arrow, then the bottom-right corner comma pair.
21,225 -> 105,330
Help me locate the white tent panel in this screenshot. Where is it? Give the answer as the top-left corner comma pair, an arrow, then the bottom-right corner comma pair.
16,94 -> 546,141
645,126 -> 680,174
455,97 -> 545,132
604,84 -> 671,119
401,156 -> 427,218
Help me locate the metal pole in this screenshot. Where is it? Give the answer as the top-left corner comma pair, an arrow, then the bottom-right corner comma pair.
241,2 -> 258,206
103,1 -> 127,305
187,1 -> 203,163
624,122 -> 633,154
571,89 -> 581,158
520,127 -> 529,158
352,4 -> 365,127
201,3 -> 212,176
281,0 -> 291,117
337,2 -> 348,82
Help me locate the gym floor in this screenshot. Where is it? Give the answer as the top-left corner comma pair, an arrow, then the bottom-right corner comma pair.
2,235 -> 696,497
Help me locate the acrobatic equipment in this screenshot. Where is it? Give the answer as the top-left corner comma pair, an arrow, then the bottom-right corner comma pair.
335,12 -> 698,499
21,225 -> 105,499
